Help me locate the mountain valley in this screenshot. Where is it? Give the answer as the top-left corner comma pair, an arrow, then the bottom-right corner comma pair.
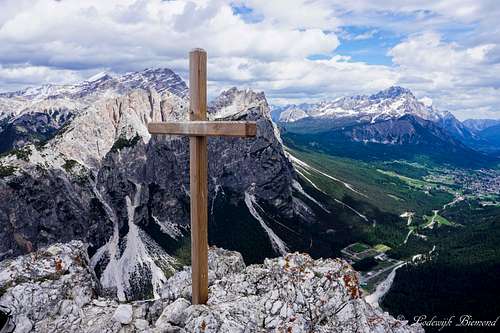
0,69 -> 499,331
274,89 -> 500,331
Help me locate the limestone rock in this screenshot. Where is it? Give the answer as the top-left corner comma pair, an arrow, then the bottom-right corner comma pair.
155,298 -> 190,327
112,304 -> 133,325
0,241 -> 423,333
0,69 -> 320,302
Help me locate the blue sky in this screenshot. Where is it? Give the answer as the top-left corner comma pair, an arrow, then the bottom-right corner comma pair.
335,27 -> 401,65
0,0 -> 499,119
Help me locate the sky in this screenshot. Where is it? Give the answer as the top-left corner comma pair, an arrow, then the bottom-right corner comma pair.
1,0 -> 500,120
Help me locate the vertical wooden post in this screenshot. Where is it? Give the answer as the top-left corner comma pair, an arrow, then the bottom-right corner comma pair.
189,48 -> 208,304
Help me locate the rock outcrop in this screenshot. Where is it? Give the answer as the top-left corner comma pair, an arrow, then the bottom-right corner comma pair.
0,242 -> 422,333
1,69 -> 328,301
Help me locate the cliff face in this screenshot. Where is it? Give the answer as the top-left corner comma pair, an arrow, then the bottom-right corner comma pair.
0,241 -> 423,333
89,87 -> 314,300
0,69 -> 321,301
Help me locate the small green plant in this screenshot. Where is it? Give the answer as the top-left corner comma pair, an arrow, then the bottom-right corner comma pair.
61,159 -> 90,185
157,261 -> 176,279
0,164 -> 16,178
110,134 -> 141,153
12,146 -> 32,162
173,237 -> 192,269
62,159 -> 78,172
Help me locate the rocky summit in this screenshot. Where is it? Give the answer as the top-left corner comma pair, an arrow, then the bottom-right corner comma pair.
0,68 -> 326,301
0,241 -> 422,333
0,68 -> 424,332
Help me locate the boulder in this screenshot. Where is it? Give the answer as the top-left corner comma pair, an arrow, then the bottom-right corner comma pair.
112,304 -> 133,325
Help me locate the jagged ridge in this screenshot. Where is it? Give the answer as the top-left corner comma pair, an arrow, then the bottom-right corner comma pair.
0,241 -> 423,332
0,69 -> 325,302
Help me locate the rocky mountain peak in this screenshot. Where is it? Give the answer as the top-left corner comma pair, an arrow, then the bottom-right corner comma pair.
0,67 -> 190,160
0,67 -> 319,303
369,86 -> 414,100
463,118 -> 500,132
209,87 -> 269,120
117,68 -> 188,98
0,68 -> 188,104
276,86 -> 452,125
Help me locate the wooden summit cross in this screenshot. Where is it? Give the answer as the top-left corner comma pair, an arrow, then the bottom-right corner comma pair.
147,48 -> 257,304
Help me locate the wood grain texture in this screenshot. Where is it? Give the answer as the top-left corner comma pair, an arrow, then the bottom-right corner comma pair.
148,121 -> 257,137
189,48 -> 209,305
189,49 -> 207,122
190,135 -> 208,305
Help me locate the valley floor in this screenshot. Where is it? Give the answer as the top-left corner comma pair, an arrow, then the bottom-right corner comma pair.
283,143 -> 500,330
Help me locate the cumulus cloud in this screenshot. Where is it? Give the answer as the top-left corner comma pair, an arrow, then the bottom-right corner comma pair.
0,0 -> 499,119
388,32 -> 500,119
0,0 -> 339,85
0,0 -> 338,64
237,0 -> 341,30
419,97 -> 433,107
0,65 -> 89,91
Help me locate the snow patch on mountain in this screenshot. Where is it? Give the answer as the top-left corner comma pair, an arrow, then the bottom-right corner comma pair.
287,152 -> 367,198
93,182 -> 176,301
292,180 -> 330,213
245,191 -> 289,255
152,215 -> 185,240
276,86 -> 450,125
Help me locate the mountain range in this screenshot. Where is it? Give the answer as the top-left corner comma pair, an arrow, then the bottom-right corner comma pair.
275,87 -> 447,123
274,86 -> 500,165
271,86 -> 500,330
0,68 -> 336,301
0,68 -> 499,330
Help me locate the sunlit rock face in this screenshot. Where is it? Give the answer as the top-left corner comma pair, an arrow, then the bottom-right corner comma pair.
0,69 -> 321,301
0,69 -> 190,301
0,242 -> 423,333
89,85 -> 314,300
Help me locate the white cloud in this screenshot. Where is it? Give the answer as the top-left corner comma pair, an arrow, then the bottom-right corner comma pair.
389,32 -> 494,73
0,1 -> 338,74
353,29 -> 378,41
238,0 -> 341,30
0,0 -> 499,119
419,97 -> 433,107
0,64 -> 89,91
388,32 -> 500,119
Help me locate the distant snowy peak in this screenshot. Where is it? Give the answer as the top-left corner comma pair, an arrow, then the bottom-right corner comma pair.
0,68 -> 188,102
276,103 -> 317,122
463,119 -> 500,133
368,86 -> 412,100
277,86 -> 448,124
279,107 -> 308,122
86,71 -> 110,82
118,68 -> 188,98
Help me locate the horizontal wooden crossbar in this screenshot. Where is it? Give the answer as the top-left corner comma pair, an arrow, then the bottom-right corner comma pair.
148,121 -> 257,137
